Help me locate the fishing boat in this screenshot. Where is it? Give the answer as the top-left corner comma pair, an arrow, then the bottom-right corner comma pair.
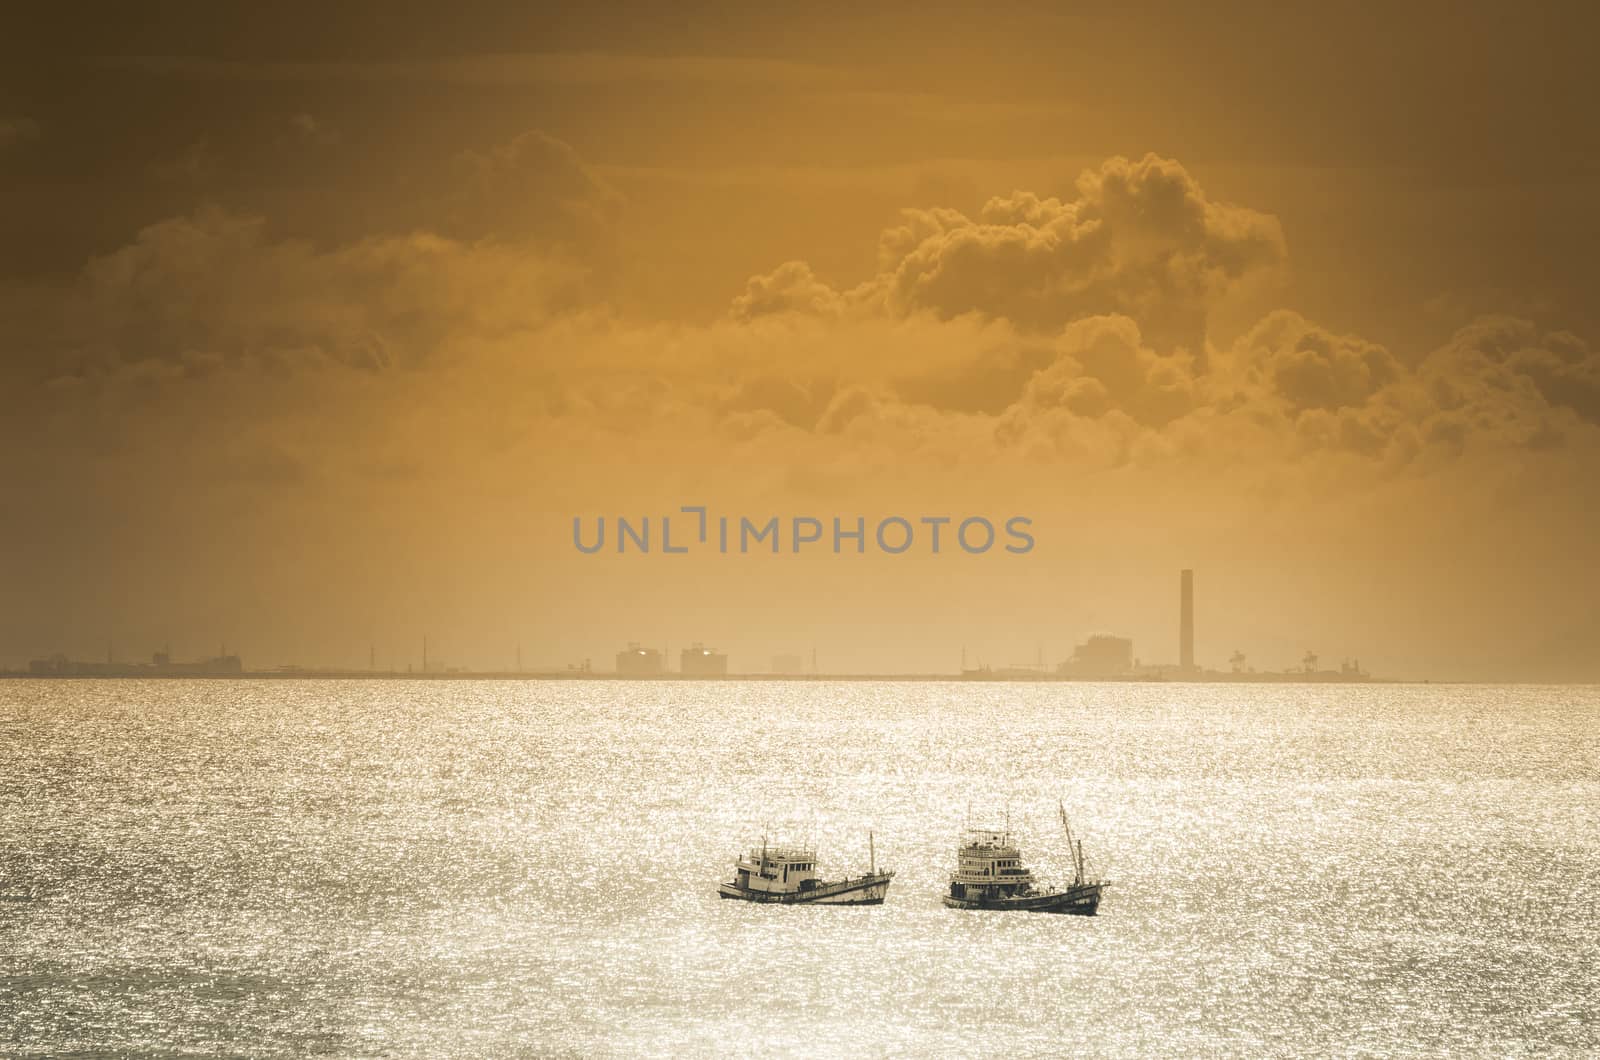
717,832 -> 894,905
940,803 -> 1107,914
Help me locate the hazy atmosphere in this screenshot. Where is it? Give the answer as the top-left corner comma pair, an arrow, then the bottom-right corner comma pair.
4,3 -> 1599,679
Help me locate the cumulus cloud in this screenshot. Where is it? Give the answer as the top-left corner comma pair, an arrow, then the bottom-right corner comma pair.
730,261 -> 845,321
736,154 -> 1285,354
1232,310 -> 1400,413
993,315 -> 1201,458
446,129 -> 621,244
22,207 -> 586,384
1204,311 -> 1600,463
1423,316 -> 1600,425
698,156 -> 1596,474
7,140 -> 1597,495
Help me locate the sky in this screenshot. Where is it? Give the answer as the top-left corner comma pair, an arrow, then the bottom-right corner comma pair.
3,2 -> 1598,679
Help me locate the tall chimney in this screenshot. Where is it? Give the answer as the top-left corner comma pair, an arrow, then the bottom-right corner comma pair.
1180,569 -> 1195,671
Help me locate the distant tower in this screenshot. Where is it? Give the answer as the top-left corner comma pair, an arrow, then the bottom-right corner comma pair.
1179,569 -> 1195,671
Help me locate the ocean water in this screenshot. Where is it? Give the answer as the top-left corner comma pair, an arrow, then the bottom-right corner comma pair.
1,680 -> 1596,1057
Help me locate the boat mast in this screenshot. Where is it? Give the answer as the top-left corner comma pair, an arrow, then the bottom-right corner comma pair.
1059,801 -> 1081,884
869,830 -> 875,874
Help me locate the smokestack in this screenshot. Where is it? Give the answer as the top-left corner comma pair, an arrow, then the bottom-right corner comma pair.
1180,569 -> 1195,671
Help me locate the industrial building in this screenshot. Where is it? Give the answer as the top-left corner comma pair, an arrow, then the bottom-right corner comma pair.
28,651 -> 243,676
680,643 -> 728,676
1058,634 -> 1135,678
615,643 -> 664,676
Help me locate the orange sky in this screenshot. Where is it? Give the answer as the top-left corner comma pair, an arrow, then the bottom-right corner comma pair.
3,3 -> 1598,679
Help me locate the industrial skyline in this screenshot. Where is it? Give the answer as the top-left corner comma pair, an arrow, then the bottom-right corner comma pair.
10,570 -> 1379,681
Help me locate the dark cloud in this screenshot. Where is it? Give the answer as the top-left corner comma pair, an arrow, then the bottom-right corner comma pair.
1236,311 -> 1400,413
1218,313 -> 1600,462
13,207 -> 584,384
7,133 -> 1595,488
884,155 -> 1284,350
1426,317 -> 1600,425
736,155 -> 1285,355
445,130 -> 622,245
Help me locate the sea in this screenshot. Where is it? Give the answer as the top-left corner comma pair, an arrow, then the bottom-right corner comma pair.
2,680 -> 1596,1057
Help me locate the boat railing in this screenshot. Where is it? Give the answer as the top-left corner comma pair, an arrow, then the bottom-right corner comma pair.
744,846 -> 816,861
822,868 -> 893,885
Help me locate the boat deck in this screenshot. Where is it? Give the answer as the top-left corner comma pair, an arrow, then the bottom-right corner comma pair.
718,870 -> 894,905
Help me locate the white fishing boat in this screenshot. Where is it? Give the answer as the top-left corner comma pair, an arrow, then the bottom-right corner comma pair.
717,833 -> 893,905
941,803 -> 1107,914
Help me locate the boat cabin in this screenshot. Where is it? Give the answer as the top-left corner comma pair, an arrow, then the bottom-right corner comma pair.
948,828 -> 1035,901
733,844 -> 820,895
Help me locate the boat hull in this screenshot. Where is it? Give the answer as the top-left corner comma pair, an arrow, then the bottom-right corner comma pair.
941,881 -> 1104,915
718,872 -> 893,905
